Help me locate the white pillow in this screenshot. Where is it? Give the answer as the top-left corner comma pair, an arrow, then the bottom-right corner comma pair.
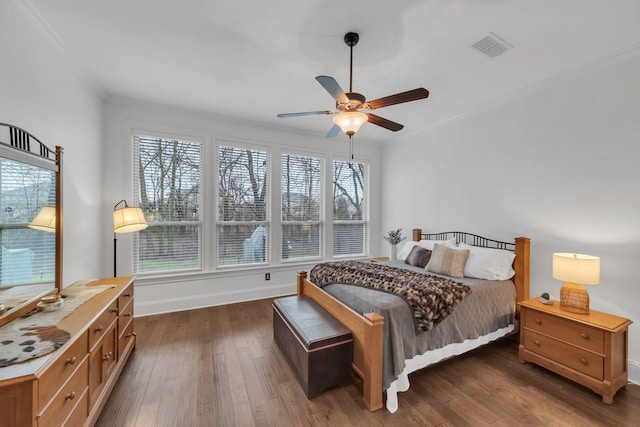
397,241 -> 420,261
458,242 -> 515,280
418,237 -> 456,251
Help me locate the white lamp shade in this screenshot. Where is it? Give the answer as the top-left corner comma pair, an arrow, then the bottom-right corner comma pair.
552,252 -> 600,285
332,112 -> 368,135
28,206 -> 56,233
113,206 -> 148,234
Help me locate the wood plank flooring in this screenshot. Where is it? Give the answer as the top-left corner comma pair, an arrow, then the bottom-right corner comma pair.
95,298 -> 640,427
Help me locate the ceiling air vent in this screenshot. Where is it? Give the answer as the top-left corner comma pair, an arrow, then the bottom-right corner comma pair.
471,32 -> 513,58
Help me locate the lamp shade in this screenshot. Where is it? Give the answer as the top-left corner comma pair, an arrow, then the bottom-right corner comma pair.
113,206 -> 148,234
28,206 -> 56,233
552,253 -> 600,285
332,112 -> 368,136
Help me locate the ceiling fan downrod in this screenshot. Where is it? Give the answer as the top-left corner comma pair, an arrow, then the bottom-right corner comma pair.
344,32 -> 359,93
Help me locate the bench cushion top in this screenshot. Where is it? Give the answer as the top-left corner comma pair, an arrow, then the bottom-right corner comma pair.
273,296 -> 352,350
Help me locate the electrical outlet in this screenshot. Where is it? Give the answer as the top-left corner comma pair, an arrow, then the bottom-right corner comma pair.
265,273 -> 270,281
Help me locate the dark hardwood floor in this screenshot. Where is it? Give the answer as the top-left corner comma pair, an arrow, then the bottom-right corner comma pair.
96,298 -> 640,427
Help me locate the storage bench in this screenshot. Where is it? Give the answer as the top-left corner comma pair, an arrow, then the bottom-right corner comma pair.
273,295 -> 353,398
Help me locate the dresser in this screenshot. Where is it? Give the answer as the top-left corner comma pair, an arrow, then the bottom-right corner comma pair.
0,276 -> 136,427
518,298 -> 632,404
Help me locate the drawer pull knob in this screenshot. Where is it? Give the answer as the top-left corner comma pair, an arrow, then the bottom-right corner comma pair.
124,313 -> 131,317
534,319 -> 541,325
580,358 -> 587,364
125,333 -> 132,338
112,308 -> 119,314
95,325 -> 103,333
533,340 -> 540,346
580,332 -> 589,339
65,391 -> 76,401
124,293 -> 131,298
103,352 -> 112,361
65,356 -> 76,366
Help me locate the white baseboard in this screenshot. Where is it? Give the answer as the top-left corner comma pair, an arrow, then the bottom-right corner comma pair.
629,359 -> 640,384
134,282 -> 296,317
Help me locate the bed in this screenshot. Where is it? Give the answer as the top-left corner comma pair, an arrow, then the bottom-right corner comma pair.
296,228 -> 530,412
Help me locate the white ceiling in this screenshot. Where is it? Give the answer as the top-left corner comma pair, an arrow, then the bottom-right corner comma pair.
22,0 -> 640,142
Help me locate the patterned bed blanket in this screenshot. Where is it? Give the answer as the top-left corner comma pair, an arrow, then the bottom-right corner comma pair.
309,261 -> 471,334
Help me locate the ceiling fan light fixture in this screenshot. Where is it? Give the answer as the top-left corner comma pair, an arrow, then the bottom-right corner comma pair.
332,112 -> 368,136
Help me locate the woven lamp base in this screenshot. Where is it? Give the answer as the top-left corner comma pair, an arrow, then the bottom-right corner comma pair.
560,282 -> 590,314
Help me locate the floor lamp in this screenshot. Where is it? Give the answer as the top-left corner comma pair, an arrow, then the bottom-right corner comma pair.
113,200 -> 148,277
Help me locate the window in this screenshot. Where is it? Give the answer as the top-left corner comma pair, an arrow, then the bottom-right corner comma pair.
216,145 -> 269,266
333,160 -> 367,256
133,135 -> 201,273
281,154 -> 322,260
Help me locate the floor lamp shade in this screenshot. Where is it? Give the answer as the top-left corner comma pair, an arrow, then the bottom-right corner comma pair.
553,252 -> 600,314
113,206 -> 148,233
113,200 -> 148,277
29,206 -> 56,233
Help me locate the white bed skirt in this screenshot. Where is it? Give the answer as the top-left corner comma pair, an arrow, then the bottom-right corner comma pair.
384,324 -> 515,413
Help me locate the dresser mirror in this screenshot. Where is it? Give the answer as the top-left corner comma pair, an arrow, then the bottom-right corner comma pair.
0,123 -> 62,327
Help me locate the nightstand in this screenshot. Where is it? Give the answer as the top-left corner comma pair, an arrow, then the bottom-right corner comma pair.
370,257 -> 389,263
518,298 -> 632,404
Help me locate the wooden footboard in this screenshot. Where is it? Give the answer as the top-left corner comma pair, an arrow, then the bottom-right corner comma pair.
297,271 -> 384,411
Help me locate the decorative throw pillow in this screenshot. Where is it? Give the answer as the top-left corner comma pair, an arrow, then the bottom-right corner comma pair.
425,243 -> 470,278
397,241 -> 420,261
418,237 -> 457,251
404,246 -> 432,268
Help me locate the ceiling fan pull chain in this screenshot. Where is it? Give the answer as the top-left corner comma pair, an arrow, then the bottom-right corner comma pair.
349,135 -> 355,163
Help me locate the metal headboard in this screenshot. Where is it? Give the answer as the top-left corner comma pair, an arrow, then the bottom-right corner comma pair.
419,231 -> 515,251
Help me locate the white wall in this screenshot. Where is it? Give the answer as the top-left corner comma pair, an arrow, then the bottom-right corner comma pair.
102,97 -> 382,316
0,1 -> 104,286
381,51 -> 640,383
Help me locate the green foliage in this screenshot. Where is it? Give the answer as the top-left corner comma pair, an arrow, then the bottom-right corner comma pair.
383,228 -> 406,246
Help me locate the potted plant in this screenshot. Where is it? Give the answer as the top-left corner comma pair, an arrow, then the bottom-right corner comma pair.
383,228 -> 406,260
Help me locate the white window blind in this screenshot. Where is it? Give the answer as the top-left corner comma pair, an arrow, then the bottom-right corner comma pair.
216,145 -> 269,266
133,135 -> 201,273
281,154 -> 322,260
333,160 -> 368,256
0,158 -> 56,285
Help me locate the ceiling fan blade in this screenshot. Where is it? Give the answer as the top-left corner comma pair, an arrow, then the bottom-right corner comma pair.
367,88 -> 429,110
367,114 -> 404,132
316,76 -> 349,104
277,110 -> 335,118
326,124 -> 340,138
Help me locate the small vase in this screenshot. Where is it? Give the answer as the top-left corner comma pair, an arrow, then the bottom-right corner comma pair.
390,244 -> 397,261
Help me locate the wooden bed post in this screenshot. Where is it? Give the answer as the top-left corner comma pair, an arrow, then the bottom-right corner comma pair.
297,270 -> 307,295
514,237 -> 531,309
412,228 -> 422,242
362,312 -> 384,411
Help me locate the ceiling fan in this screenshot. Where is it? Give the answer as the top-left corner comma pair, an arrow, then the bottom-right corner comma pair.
277,32 -> 429,139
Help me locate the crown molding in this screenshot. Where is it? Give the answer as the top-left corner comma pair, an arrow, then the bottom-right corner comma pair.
406,41 -> 640,136
12,0 -> 105,96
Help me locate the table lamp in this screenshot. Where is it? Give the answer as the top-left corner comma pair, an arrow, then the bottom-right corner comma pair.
552,252 -> 600,314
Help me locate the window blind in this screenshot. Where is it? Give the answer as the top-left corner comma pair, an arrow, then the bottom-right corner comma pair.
216,145 -> 269,266
132,135 -> 201,273
282,154 -> 322,260
333,160 -> 367,256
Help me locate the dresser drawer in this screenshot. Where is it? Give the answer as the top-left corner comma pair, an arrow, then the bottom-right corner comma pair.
525,309 -> 604,353
118,320 -> 135,361
38,358 -> 88,427
118,299 -> 134,334
118,283 -> 134,310
61,389 -> 88,427
523,330 -> 603,379
89,301 -> 119,350
38,332 -> 88,411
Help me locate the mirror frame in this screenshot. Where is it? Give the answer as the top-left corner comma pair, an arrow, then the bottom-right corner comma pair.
0,123 -> 62,327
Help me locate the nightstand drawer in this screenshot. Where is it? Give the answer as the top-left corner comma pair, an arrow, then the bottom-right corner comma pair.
523,330 -> 603,379
525,310 -> 604,353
